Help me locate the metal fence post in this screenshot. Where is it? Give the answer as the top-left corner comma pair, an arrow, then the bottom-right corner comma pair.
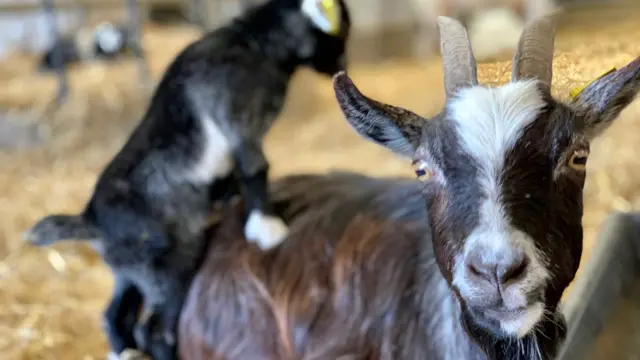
41,0 -> 69,105
126,0 -> 150,87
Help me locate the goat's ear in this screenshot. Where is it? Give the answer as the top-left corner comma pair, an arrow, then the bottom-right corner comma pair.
333,72 -> 425,157
572,57 -> 640,140
24,214 -> 100,246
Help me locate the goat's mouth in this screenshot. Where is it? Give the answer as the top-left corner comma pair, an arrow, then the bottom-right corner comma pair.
476,302 -> 545,339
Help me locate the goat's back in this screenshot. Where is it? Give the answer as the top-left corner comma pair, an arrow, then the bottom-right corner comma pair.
178,172 -> 435,360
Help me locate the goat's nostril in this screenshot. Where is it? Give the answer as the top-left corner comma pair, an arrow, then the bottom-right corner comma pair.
499,257 -> 529,285
469,264 -> 481,276
467,262 -> 495,283
466,251 -> 530,288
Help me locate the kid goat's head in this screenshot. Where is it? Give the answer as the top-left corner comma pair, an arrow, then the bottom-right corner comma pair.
295,0 -> 351,75
333,15 -> 640,340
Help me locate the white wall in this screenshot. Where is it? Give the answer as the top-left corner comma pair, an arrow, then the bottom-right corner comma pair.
345,0 -> 419,33
0,0 -> 135,61
0,12 -> 81,60
0,0 -> 88,60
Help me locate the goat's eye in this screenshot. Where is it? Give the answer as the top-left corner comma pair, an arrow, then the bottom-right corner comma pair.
568,149 -> 589,171
412,160 -> 433,181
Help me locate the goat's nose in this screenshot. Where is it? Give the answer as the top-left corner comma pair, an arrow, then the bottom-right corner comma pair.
467,251 -> 529,287
498,255 -> 529,285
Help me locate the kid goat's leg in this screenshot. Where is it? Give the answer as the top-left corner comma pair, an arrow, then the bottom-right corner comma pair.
233,140 -> 288,249
104,275 -> 143,356
150,279 -> 191,360
133,274 -> 191,360
134,302 -> 171,359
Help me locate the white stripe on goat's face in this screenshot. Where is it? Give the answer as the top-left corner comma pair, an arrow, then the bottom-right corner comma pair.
448,80 -> 546,185
447,80 -> 550,338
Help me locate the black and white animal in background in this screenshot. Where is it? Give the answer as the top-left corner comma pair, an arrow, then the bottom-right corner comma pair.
24,0 -> 351,359
39,22 -> 132,71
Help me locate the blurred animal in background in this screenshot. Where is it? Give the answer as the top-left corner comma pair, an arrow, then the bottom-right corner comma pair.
24,0 -> 351,359
39,22 -> 133,71
411,0 -> 559,61
177,15 -> 640,360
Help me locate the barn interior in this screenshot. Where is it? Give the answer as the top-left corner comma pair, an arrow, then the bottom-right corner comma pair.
0,0 -> 639,358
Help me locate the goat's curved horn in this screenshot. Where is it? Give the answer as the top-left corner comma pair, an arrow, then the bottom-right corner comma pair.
437,16 -> 478,98
512,15 -> 557,87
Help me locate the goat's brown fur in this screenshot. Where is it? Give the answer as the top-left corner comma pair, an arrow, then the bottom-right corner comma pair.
178,170 -> 570,360
179,200 -> 432,360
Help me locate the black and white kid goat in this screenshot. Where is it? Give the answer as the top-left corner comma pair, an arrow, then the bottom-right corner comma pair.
24,0 -> 351,359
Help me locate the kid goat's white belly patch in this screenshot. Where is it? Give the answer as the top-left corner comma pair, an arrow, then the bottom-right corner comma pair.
186,116 -> 234,184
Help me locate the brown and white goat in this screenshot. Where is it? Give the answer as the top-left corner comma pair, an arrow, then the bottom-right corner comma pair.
177,15 -> 640,360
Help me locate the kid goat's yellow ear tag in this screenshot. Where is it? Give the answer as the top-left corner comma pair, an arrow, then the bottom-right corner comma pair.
320,0 -> 340,35
569,67 -> 617,100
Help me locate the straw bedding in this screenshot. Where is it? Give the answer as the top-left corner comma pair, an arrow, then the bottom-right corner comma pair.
1,9 -> 639,359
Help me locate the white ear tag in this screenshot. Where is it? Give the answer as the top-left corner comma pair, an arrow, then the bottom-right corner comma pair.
301,0 -> 341,35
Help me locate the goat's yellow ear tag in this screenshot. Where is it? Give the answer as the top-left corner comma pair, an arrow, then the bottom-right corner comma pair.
320,0 -> 340,35
569,67 -> 617,100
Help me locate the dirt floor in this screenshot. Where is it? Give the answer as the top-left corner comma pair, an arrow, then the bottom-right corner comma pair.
1,3 -> 640,359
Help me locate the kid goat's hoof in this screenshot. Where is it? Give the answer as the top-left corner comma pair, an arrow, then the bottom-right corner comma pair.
244,211 -> 289,250
118,348 -> 150,360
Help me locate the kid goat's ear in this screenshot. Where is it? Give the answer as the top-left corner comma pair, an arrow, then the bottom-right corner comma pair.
572,56 -> 640,140
332,71 -> 426,158
301,0 -> 343,35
